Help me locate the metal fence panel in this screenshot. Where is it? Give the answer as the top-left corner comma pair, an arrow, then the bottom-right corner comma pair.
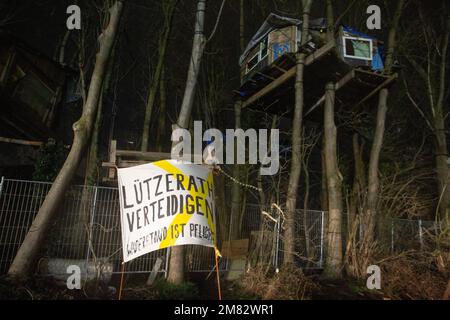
0,178 -> 51,273
0,177 -> 438,276
0,178 -> 224,275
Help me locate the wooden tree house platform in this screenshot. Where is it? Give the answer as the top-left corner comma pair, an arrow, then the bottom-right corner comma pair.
236,40 -> 397,118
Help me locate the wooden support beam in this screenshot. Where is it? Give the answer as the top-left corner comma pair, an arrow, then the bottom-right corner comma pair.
108,140 -> 117,179
354,68 -> 391,78
354,73 -> 398,108
116,149 -> 171,161
118,160 -> 154,168
0,136 -> 43,147
304,70 -> 355,116
241,40 -> 336,109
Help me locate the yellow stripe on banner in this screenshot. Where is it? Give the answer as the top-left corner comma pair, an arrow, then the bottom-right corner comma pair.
153,160 -> 220,255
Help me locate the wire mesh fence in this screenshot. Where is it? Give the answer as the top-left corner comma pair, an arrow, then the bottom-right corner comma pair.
390,218 -> 439,252
0,178 -> 221,275
244,205 -> 326,269
0,177 -> 439,276
0,178 -> 51,273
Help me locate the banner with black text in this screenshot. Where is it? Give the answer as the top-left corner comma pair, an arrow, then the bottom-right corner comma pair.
117,160 -> 218,262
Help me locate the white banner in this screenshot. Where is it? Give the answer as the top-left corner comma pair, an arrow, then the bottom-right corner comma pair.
117,160 -> 217,263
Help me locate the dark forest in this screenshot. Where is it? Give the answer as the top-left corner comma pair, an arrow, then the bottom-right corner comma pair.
0,0 -> 448,303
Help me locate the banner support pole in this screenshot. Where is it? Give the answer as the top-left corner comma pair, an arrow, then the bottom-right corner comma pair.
214,249 -> 222,300
118,262 -> 126,300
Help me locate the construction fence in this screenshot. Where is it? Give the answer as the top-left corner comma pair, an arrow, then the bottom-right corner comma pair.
0,177 -> 439,277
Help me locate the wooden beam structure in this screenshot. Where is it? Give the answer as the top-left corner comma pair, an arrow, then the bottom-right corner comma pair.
354,73 -> 398,108
304,70 -> 398,117
304,70 -> 355,116
116,149 -> 171,161
0,136 -> 43,147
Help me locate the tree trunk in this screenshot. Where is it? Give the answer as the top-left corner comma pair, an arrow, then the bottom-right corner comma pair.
156,68 -> 167,152
364,0 -> 404,243
321,137 -> 328,211
434,111 -> 450,221
349,133 -> 365,227
239,0 -> 245,53
230,0 -> 246,240
284,0 -> 313,266
326,0 -> 334,41
7,1 -> 123,278
141,0 -> 176,152
365,89 -> 388,242
230,102 -> 243,239
230,0 -> 249,239
323,83 -> 343,278
168,0 -> 206,284
434,13 -> 450,221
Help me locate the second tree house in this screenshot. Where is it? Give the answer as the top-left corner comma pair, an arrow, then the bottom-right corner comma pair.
236,14 -> 395,115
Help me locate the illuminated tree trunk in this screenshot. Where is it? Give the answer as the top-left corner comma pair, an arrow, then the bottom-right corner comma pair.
230,0 -> 246,240
365,0 -> 404,243
168,0 -> 207,284
284,0 -> 313,265
323,83 -> 343,278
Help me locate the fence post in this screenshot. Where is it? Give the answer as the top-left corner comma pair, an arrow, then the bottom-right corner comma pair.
319,211 -> 325,268
0,176 -> 4,198
418,219 -> 424,250
85,186 -> 98,276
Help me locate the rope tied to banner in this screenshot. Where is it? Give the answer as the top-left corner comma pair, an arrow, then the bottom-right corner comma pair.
215,165 -> 262,192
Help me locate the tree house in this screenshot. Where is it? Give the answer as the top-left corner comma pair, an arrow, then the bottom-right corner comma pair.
236,14 -> 397,116
0,32 -> 67,141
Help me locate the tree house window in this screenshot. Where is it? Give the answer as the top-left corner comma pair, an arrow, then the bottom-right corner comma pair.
260,36 -> 268,60
343,36 -> 373,61
245,36 -> 269,74
246,53 -> 259,73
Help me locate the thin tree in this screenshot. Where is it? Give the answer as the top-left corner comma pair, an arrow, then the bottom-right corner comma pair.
168,0 -> 208,284
403,3 -> 450,222
7,1 -> 124,278
155,67 -> 167,152
284,0 -> 313,265
141,0 -> 177,152
365,0 -> 405,243
229,0 -> 245,240
323,82 -> 343,278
